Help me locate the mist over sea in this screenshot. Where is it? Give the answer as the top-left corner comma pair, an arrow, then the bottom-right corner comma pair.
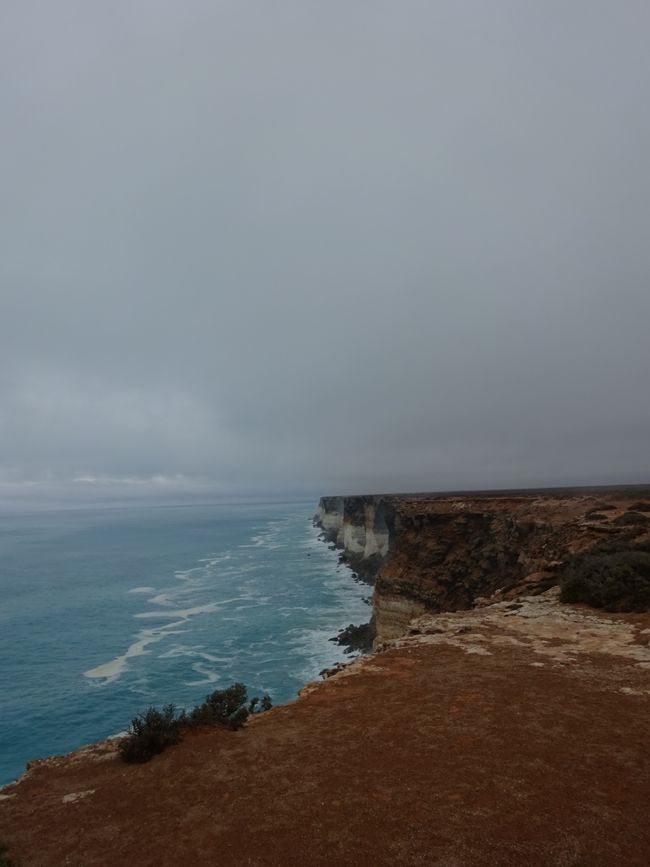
0,501 -> 369,786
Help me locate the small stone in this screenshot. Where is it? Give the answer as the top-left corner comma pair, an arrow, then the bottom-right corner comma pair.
62,790 -> 95,804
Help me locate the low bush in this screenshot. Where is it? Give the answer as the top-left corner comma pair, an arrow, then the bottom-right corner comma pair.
0,841 -> 16,867
186,682 -> 270,729
119,703 -> 182,763
559,541 -> 650,612
119,684 -> 272,764
614,511 -> 650,526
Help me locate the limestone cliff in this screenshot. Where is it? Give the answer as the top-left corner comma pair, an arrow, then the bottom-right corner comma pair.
313,494 -> 395,580
315,488 -> 650,643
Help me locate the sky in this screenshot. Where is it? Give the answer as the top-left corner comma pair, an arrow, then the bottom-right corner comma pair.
2,0 -> 650,507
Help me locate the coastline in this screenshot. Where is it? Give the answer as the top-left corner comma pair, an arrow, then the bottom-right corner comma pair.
3,487 -> 650,864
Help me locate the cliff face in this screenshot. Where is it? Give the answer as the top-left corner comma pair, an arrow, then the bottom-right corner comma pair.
314,495 -> 395,580
315,489 -> 650,643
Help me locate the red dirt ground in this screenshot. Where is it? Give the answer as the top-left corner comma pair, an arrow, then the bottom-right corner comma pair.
2,631 -> 650,866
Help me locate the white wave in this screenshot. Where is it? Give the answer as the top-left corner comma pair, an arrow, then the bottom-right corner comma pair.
147,593 -> 175,607
218,563 -> 259,576
240,520 -> 287,550
84,626 -> 181,683
197,554 -> 229,565
234,601 -> 263,611
157,645 -> 194,659
197,651 -> 230,663
158,645 -> 230,665
185,663 -> 221,686
134,594 -> 251,621
288,626 -> 356,684
128,586 -> 156,594
134,601 -> 222,620
174,569 -> 203,582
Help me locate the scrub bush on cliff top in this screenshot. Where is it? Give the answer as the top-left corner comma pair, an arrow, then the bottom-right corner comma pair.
187,682 -> 260,729
559,541 -> 650,612
119,684 -> 272,764
613,511 -> 650,527
119,704 -> 182,763
0,841 -> 17,867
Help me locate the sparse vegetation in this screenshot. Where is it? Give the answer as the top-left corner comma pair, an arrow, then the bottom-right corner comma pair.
585,512 -> 608,522
119,683 -> 272,764
118,704 -> 183,763
559,540 -> 650,612
614,511 -> 650,526
0,841 -> 16,867
185,682 -> 270,729
629,502 -> 650,513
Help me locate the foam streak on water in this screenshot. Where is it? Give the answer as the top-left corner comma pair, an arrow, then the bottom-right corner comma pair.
0,501 -> 368,786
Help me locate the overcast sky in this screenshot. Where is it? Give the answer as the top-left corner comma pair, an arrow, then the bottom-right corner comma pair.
2,1 -> 649,507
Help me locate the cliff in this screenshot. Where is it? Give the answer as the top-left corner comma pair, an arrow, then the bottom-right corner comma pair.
314,494 -> 394,579
314,487 -> 650,642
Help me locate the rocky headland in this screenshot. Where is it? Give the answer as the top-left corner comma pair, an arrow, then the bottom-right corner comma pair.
3,487 -> 650,865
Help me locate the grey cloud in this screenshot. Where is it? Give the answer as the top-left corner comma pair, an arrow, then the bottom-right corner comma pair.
1,0 -> 650,506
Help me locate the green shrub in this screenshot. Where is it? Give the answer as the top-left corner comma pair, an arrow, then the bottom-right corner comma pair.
187,682 -> 252,730
119,703 -> 182,763
559,542 -> 650,612
0,840 -> 16,867
614,511 -> 650,526
120,683 -> 272,764
249,694 -> 273,713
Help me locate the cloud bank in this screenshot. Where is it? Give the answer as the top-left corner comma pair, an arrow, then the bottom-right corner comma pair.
2,1 -> 649,505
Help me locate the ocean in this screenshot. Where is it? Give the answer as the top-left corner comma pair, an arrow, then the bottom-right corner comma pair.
0,500 -> 369,786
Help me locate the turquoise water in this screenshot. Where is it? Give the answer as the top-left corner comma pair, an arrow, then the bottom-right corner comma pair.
0,501 -> 368,786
